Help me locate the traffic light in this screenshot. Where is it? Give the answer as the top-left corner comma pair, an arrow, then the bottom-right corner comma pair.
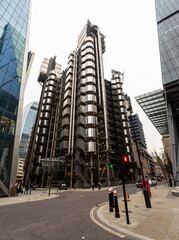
122,156 -> 129,172
123,156 -> 128,163
110,163 -> 114,169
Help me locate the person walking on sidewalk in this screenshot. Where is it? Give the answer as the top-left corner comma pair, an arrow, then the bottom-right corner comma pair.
29,183 -> 33,194
24,184 -> 29,195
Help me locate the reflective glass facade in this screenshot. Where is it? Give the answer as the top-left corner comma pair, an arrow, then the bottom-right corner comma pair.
19,102 -> 38,159
155,0 -> 179,85
155,0 -> 179,186
135,89 -> 169,135
0,0 -> 30,191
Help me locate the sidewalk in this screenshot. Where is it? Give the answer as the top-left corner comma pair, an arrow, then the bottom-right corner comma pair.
0,189 -> 59,206
96,184 -> 179,240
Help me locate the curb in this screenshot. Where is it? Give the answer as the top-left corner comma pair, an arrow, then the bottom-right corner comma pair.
93,203 -> 153,240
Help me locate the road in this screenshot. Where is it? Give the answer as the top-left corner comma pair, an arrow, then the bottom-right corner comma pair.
0,184 -> 138,240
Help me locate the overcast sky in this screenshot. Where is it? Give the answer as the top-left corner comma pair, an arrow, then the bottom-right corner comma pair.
24,0 -> 164,154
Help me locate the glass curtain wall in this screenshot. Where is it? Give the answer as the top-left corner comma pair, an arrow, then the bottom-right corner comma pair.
0,0 -> 30,190
19,102 -> 38,159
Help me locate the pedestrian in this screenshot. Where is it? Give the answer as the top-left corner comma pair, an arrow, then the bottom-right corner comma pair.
169,176 -> 173,187
17,182 -> 22,194
29,183 -> 33,194
24,184 -> 29,194
14,183 -> 18,196
98,182 -> 101,190
92,183 -> 94,191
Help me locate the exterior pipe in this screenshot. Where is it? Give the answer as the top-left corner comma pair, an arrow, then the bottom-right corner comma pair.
91,32 -> 102,106
68,52 -> 75,155
71,51 -> 77,154
97,28 -> 110,185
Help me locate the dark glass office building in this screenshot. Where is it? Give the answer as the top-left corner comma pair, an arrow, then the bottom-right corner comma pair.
0,0 -> 32,196
19,102 -> 38,159
155,0 -> 179,186
128,114 -> 147,150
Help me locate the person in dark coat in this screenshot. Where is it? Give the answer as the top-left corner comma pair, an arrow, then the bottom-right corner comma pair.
24,184 -> 29,194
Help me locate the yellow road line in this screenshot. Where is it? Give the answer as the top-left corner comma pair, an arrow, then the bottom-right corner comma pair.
90,207 -> 126,238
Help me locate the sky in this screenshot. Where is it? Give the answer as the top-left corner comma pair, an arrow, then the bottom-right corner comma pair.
24,0 -> 164,154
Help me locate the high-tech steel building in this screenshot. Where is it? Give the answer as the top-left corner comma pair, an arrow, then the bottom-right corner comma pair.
0,0 -> 33,196
24,21 -> 133,188
155,0 -> 179,186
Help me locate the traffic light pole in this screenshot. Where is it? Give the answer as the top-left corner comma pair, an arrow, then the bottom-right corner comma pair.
129,111 -> 151,208
122,173 -> 130,224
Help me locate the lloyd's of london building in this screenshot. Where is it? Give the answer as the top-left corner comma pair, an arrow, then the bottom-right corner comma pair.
0,0 -> 33,196
24,21 -> 133,188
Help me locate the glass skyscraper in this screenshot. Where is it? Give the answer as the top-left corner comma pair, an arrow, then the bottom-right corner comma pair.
0,0 -> 32,196
155,0 -> 179,186
19,102 -> 38,159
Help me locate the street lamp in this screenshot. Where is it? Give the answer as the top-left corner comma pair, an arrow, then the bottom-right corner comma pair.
128,108 -> 151,208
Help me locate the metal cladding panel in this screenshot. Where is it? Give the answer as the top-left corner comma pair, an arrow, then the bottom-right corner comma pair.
63,98 -> 71,108
36,145 -> 45,154
80,116 -> 85,125
46,80 -> 56,87
39,128 -> 48,136
81,61 -> 95,69
41,105 -> 51,112
85,128 -> 97,138
81,54 -> 95,62
40,112 -> 50,119
81,48 -> 95,57
77,127 -> 85,137
44,92 -> 54,99
49,70 -> 56,76
85,36 -> 94,43
62,107 -> 71,117
45,86 -> 55,92
61,118 -> 70,127
80,105 -> 85,113
60,140 -> 68,149
85,104 -> 97,114
81,69 -> 95,77
43,98 -> 53,105
39,120 -> 49,127
85,142 -> 97,152
84,85 -> 96,93
61,128 -> 69,137
38,136 -> 47,145
82,41 -> 94,49
63,90 -> 72,100
85,94 -> 97,103
85,116 -> 97,125
64,82 -> 72,91
47,74 -> 56,80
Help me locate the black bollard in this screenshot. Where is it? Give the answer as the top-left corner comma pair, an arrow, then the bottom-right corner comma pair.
108,188 -> 113,212
111,188 -> 115,209
114,190 -> 120,218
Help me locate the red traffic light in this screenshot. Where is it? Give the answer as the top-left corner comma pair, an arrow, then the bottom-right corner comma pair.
123,156 -> 128,162
153,169 -> 156,173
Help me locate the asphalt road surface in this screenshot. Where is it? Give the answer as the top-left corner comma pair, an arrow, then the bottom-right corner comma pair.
0,184 -> 138,240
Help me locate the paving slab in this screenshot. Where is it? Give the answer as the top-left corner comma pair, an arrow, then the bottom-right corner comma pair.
96,185 -> 179,240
